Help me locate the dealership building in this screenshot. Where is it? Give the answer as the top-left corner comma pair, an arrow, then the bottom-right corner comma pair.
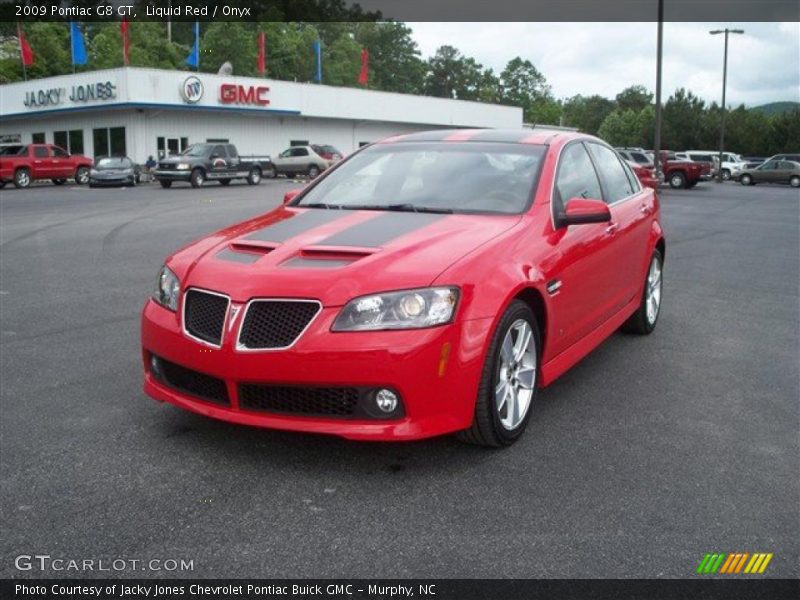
0,67 -> 523,163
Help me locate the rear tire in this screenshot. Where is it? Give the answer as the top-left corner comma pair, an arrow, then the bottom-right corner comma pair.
458,300 -> 539,448
74,166 -> 90,185
247,167 -> 262,185
263,165 -> 277,179
190,168 -> 205,188
668,172 -> 686,189
308,165 -> 321,179
159,180 -> 172,189
14,168 -> 31,188
623,249 -> 663,335
721,169 -> 731,181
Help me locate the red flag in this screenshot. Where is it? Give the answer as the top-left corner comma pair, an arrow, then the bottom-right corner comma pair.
358,48 -> 369,85
120,19 -> 130,65
257,31 -> 266,75
18,25 -> 34,67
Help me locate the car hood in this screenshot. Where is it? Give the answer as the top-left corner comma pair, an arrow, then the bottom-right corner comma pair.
169,207 -> 521,306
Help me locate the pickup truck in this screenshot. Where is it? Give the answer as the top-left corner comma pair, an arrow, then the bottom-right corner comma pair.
154,143 -> 274,188
0,144 -> 93,188
658,151 -> 711,189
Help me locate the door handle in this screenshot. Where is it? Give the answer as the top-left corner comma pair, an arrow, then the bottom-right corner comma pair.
605,222 -> 619,234
640,204 -> 651,214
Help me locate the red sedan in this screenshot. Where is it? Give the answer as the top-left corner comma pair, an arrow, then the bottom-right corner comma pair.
141,130 -> 665,447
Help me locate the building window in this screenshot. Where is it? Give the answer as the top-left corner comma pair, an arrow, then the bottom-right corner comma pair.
0,133 -> 22,144
93,127 -> 126,158
167,138 -> 179,155
54,130 -> 84,155
32,132 -> 45,144
290,140 -> 309,147
180,137 -> 189,152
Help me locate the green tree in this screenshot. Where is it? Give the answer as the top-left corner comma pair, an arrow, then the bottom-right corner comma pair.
662,88 -> 707,149
562,94 -> 616,135
615,85 -> 653,112
352,22 -> 425,93
201,22 -> 258,76
499,57 -> 553,121
423,45 -> 495,101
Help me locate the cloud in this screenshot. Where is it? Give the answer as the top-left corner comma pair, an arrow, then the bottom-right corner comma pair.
408,22 -> 800,106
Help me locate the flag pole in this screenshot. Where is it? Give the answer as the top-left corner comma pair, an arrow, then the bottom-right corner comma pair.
17,23 -> 27,81
70,21 -> 76,73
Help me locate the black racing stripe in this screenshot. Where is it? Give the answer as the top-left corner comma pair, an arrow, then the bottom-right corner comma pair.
281,257 -> 353,269
216,249 -> 261,264
245,210 -> 349,242
319,213 -> 444,248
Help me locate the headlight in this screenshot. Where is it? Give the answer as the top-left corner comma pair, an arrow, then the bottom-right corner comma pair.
152,265 -> 180,311
176,163 -> 191,170
332,287 -> 459,331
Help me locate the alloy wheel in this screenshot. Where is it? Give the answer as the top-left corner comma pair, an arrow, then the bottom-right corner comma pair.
646,256 -> 662,325
495,319 -> 536,431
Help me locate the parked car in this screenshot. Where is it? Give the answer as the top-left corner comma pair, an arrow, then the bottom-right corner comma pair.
0,143 -> 92,188
737,159 -> 800,187
625,160 -> 658,191
272,145 -> 329,178
657,151 -> 711,189
764,153 -> 800,164
617,148 -> 654,169
154,143 -> 269,188
311,144 -> 344,166
674,151 -> 719,179
680,150 -> 748,181
89,156 -> 140,187
142,129 -> 665,447
743,156 -> 767,169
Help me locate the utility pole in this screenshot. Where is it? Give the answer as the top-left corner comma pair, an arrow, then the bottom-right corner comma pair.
709,28 -> 744,182
653,0 -> 664,183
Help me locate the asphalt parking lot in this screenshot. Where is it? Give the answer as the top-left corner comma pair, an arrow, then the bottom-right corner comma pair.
1,179 -> 798,579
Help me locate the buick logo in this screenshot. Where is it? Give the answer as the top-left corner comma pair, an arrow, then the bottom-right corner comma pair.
180,76 -> 204,104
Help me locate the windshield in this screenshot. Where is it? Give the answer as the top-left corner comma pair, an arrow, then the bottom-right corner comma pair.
96,157 -> 131,169
296,142 -> 545,214
181,144 -> 213,157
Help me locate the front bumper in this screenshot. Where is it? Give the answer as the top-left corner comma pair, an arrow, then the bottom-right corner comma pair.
153,169 -> 191,181
141,299 -> 491,440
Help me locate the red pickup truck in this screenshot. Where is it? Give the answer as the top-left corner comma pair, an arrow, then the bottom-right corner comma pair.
660,151 -> 711,189
0,144 -> 93,189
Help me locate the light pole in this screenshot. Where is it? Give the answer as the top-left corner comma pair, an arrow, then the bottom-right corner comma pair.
709,28 -> 744,182
653,0 -> 664,183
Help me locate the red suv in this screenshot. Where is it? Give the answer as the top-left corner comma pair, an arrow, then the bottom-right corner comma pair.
142,130 -> 664,447
0,144 -> 93,188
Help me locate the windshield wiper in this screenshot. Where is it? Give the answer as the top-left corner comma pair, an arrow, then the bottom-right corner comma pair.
301,202 -> 345,209
344,203 -> 454,214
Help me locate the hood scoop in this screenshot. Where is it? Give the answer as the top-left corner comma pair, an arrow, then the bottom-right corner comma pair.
280,246 -> 375,269
216,243 -> 276,264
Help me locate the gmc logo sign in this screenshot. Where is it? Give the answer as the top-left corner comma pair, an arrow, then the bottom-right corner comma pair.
219,84 -> 270,106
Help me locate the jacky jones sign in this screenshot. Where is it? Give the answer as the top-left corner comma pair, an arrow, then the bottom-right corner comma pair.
23,80 -> 117,108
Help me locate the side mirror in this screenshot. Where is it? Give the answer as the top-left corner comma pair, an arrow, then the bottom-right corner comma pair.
283,189 -> 302,205
558,198 -> 611,227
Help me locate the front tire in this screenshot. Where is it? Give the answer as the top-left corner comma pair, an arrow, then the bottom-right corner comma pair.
74,166 -> 90,185
458,300 -> 539,448
740,174 -> 753,186
263,165 -> 277,179
247,167 -> 262,185
308,165 -> 321,179
159,180 -> 172,188
668,172 -> 686,189
14,168 -> 31,188
190,168 -> 205,188
623,249 -> 663,335
790,175 -> 800,188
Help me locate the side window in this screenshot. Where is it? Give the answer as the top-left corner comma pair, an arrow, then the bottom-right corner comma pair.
631,152 -> 648,164
292,148 -> 309,157
587,143 -> 637,203
52,146 -> 69,158
554,143 -> 603,205
33,146 -> 49,158
226,144 -> 238,158
620,160 -> 641,192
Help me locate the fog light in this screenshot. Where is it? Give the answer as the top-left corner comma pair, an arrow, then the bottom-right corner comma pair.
375,389 -> 398,413
150,355 -> 162,377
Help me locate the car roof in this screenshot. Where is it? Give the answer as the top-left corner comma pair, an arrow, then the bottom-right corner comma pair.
378,128 -> 589,147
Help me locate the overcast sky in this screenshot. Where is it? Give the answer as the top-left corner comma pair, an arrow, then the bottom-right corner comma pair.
407,22 -> 800,107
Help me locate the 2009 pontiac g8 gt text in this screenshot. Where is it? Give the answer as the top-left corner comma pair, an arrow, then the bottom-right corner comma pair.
141,129 -> 665,447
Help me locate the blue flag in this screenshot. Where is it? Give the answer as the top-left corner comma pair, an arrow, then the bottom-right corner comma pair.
70,22 -> 87,66
185,22 -> 200,69
313,39 -> 322,83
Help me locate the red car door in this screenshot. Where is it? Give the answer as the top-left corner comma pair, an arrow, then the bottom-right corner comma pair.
31,145 -> 55,178
50,145 -> 73,178
543,141 -> 621,356
585,143 -> 652,310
